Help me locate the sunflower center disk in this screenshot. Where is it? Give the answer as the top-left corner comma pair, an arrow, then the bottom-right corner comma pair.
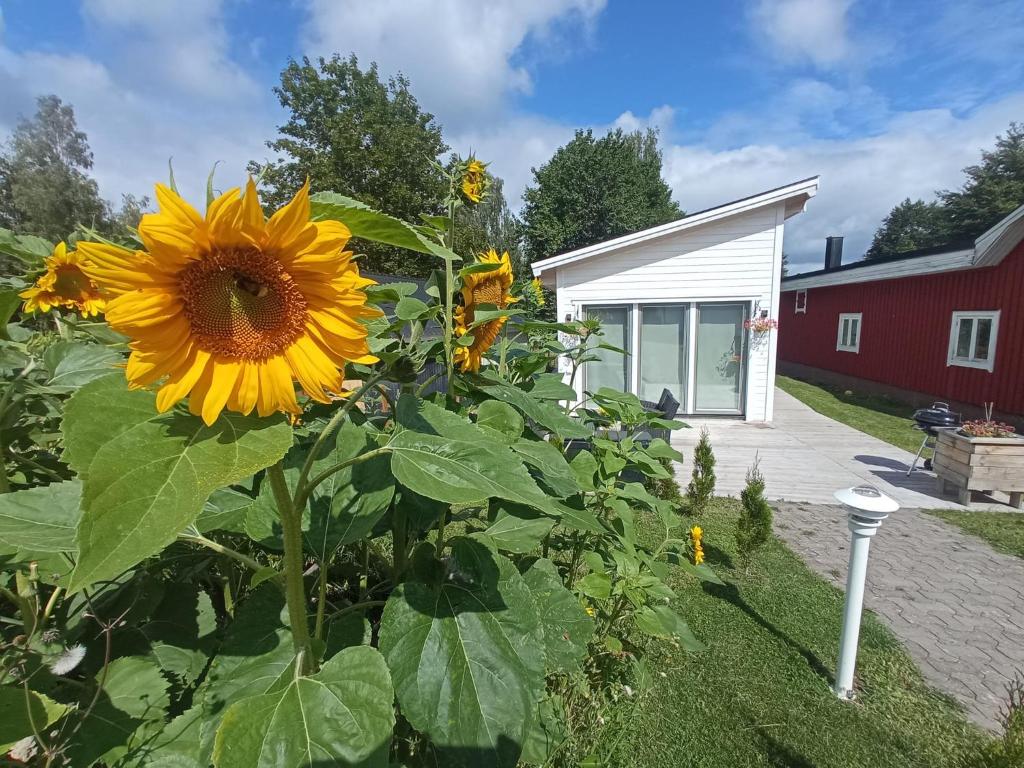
53,266 -> 93,300
471,277 -> 506,314
180,249 -> 308,361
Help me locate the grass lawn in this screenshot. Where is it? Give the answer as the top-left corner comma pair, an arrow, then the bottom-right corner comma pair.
776,375 -> 923,455
924,508 -> 1024,560
598,498 -> 985,768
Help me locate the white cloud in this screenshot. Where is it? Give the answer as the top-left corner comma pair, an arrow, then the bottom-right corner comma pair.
301,0 -> 606,129
752,0 -> 854,68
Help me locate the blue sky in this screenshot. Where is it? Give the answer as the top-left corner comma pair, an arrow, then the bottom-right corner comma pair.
0,0 -> 1021,272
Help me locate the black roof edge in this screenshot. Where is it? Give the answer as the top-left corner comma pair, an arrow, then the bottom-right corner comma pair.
782,237 -> 976,282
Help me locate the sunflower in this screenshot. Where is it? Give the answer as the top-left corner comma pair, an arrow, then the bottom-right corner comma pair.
529,277 -> 546,306
20,242 -> 106,317
78,179 -> 381,425
459,157 -> 489,204
453,248 -> 517,373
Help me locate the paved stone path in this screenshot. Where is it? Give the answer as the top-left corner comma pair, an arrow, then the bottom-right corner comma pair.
773,502 -> 1024,730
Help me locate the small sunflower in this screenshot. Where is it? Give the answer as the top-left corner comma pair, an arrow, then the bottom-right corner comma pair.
690,525 -> 705,565
528,277 -> 546,306
453,249 -> 517,373
459,157 -> 489,204
78,179 -> 381,425
20,242 -> 106,317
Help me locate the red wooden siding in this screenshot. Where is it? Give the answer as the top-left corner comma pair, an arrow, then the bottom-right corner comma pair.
778,240 -> 1024,415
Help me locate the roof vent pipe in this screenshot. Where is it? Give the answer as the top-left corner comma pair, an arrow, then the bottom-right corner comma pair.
825,236 -> 844,271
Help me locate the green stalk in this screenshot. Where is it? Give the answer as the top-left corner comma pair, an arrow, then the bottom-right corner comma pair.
391,500 -> 408,583
178,531 -> 265,572
314,563 -> 328,641
268,461 -> 314,673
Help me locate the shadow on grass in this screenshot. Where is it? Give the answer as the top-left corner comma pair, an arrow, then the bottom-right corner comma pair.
756,725 -> 819,768
703,542 -> 734,569
704,581 -> 834,686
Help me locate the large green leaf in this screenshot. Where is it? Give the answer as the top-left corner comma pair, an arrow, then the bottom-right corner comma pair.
213,646 -> 395,768
196,487 -> 254,534
379,541 -> 545,768
62,375 -> 293,592
42,341 -> 122,391
511,438 -> 578,499
0,685 -> 67,749
634,605 -> 705,651
0,480 -> 81,552
522,558 -> 593,674
464,372 -> 591,440
0,228 -> 51,266
0,289 -> 20,340
475,400 -> 524,438
199,587 -> 295,761
480,503 -> 553,554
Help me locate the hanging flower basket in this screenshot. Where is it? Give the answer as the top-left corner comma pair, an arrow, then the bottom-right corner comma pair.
744,317 -> 778,334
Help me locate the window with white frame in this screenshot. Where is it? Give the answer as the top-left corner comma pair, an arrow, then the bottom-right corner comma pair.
836,313 -> 861,353
947,311 -> 999,371
795,290 -> 807,314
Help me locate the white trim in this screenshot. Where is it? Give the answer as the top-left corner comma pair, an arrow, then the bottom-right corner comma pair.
763,204 -> 785,422
974,203 -> 1024,268
947,310 -> 999,372
783,249 -> 973,291
629,303 -> 640,396
795,289 -> 807,313
532,177 -> 819,276
836,313 -> 862,353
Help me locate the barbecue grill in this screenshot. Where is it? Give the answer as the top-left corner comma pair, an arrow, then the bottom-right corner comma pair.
907,402 -> 961,475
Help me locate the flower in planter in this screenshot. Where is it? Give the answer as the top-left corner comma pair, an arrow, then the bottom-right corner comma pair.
79,179 -> 381,425
743,317 -> 779,333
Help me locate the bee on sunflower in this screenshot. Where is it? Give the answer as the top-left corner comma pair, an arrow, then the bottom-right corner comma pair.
78,178 -> 381,425
20,242 -> 106,317
453,249 -> 518,373
458,157 -> 490,205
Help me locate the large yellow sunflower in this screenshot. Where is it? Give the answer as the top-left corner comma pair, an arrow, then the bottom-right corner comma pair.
20,242 -> 106,317
453,249 -> 517,373
78,179 -> 380,425
459,158 -> 489,204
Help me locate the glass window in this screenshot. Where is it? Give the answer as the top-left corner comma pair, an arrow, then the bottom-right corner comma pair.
948,311 -> 999,371
639,305 -> 687,404
795,290 -> 807,314
836,313 -> 862,353
694,303 -> 746,413
584,305 -> 630,393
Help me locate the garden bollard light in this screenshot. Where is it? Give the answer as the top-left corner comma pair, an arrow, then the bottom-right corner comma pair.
832,484 -> 899,700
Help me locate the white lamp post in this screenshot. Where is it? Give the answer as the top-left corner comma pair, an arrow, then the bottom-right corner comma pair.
832,484 -> 899,700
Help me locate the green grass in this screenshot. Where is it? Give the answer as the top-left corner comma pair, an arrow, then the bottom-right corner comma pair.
924,508 -> 1024,560
777,375 -> 925,455
598,499 -> 985,768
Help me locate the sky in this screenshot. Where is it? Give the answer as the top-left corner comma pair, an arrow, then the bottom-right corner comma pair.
0,0 -> 1021,274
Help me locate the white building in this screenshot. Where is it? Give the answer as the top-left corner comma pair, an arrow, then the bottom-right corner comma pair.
531,177 -> 819,422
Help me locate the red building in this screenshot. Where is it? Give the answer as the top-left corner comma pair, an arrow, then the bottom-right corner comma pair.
778,204 -> 1024,422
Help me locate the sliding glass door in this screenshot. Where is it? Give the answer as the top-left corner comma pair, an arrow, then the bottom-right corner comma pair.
694,302 -> 747,414
639,304 -> 687,405
584,305 -> 630,393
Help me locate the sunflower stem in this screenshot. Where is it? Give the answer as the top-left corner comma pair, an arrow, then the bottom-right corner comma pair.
268,461 -> 314,674
443,198 -> 456,394
178,531 -> 265,573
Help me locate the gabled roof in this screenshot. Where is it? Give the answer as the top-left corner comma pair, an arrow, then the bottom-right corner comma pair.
782,202 -> 1024,291
531,176 -> 820,277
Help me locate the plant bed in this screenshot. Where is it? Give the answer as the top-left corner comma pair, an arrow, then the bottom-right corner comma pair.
933,429 -> 1024,508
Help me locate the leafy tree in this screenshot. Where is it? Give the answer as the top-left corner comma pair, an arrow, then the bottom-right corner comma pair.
251,54 -> 449,276
107,193 -> 151,241
522,128 -> 682,262
865,198 -> 950,260
686,427 -> 716,515
736,460 -> 772,566
453,176 -> 525,276
0,95 -> 108,241
940,122 -> 1024,241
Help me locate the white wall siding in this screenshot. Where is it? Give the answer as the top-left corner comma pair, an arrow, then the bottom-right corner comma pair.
557,206 -> 785,422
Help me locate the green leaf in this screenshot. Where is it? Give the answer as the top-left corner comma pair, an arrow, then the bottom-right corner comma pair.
511,438 -> 577,498
527,374 -> 577,401
126,585 -> 218,685
0,686 -> 67,748
644,437 -> 684,462
379,543 -> 545,768
0,227 -> 52,267
569,449 -> 599,491
465,373 -> 591,440
0,480 -> 81,552
42,341 -> 122,391
325,612 -> 372,659
311,191 -> 460,261
102,656 -> 172,719
521,695 -> 568,767
634,605 -> 705,651
523,559 -> 593,674
480,503 -> 554,553
394,296 -> 431,321
0,290 -> 20,340
199,587 -> 295,760
213,646 -> 395,768
673,558 -> 727,586
475,400 -> 524,438
197,487 -> 254,534
62,375 -> 293,592
576,572 -> 612,601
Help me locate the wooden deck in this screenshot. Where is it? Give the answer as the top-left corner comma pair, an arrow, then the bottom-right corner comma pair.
671,389 -> 1016,509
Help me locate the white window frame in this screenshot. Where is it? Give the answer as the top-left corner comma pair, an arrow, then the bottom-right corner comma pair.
947,310 -> 999,372
836,313 -> 862,353
795,289 -> 807,314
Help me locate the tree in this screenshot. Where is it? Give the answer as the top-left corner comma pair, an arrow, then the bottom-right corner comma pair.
686,427 -> 716,515
865,198 -> 950,260
251,55 -> 449,276
453,176 -> 525,276
736,460 -> 772,566
0,95 -> 108,241
522,128 -> 682,262
940,122 -> 1024,241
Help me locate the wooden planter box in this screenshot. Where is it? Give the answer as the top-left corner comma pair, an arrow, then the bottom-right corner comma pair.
933,429 -> 1024,508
